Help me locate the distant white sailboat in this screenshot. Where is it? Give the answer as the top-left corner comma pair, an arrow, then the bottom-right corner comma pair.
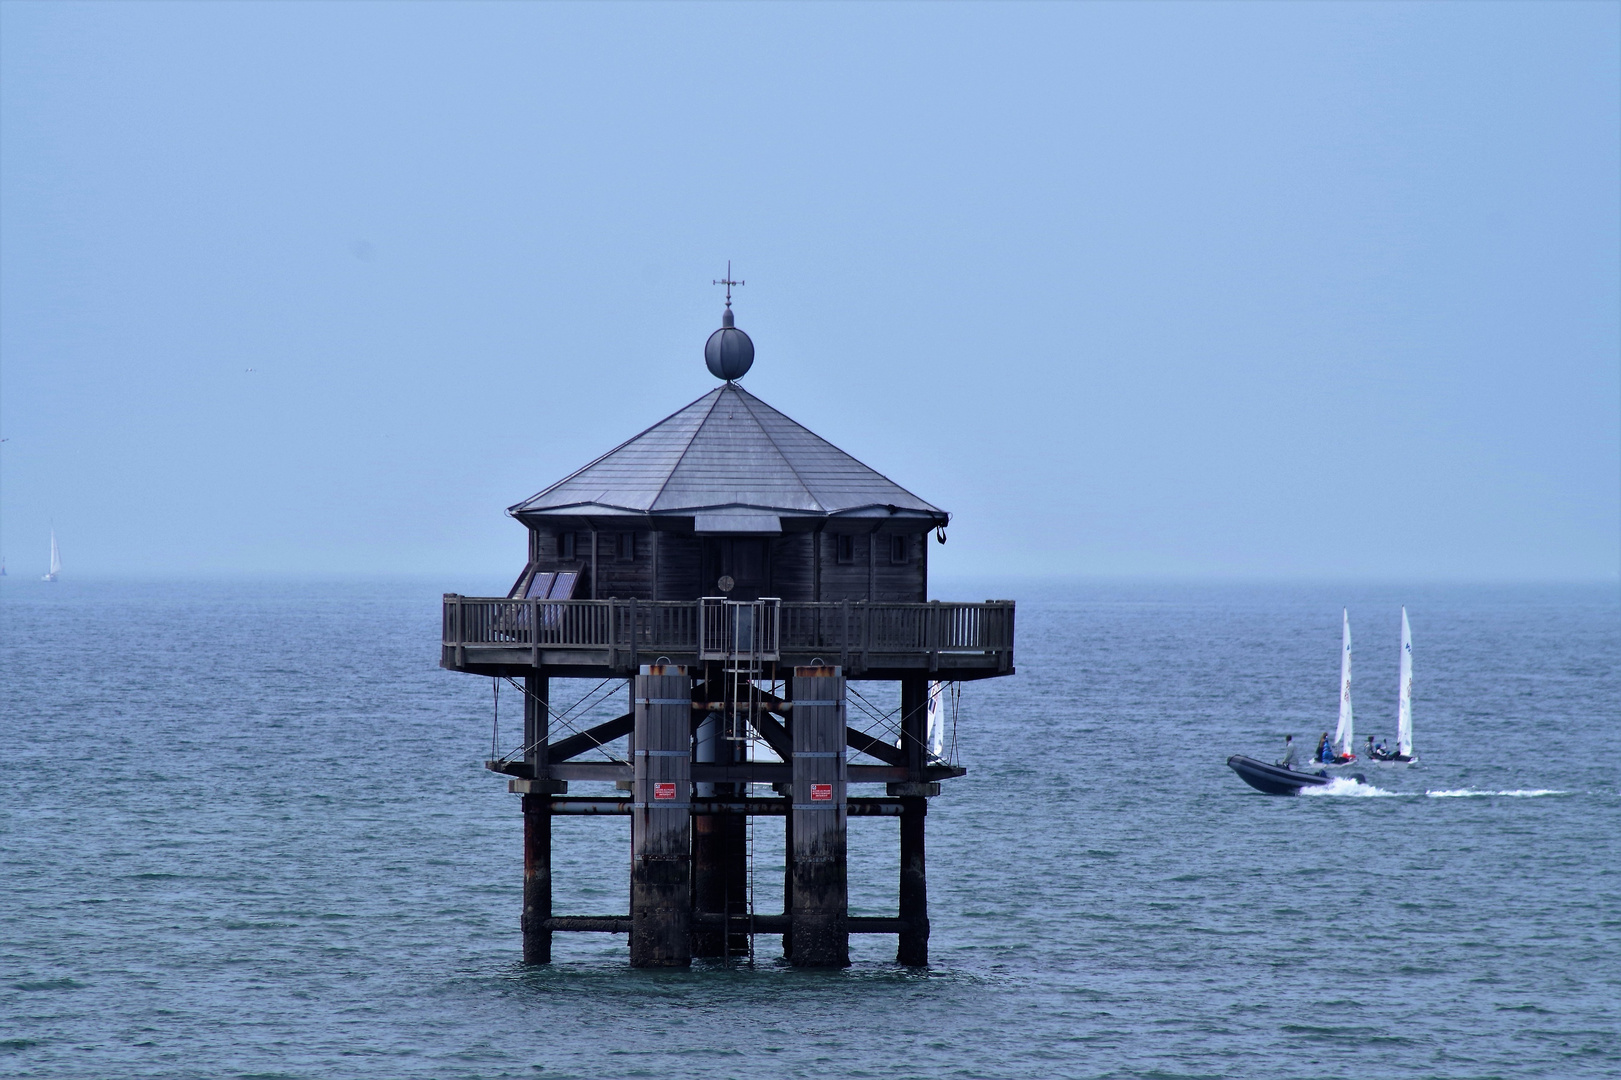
42,530 -> 60,582
1333,609 -> 1354,759
925,681 -> 946,759
1371,607 -> 1417,763
1396,607 -> 1415,760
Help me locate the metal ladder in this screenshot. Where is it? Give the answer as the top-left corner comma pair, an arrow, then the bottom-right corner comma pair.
700,598 -> 781,964
722,661 -> 764,964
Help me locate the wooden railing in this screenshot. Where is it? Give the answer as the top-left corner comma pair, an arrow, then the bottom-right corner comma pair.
443,596 -> 1014,670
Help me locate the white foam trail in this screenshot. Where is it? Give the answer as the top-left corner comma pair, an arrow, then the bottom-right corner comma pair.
1300,777 -> 1404,797
1424,789 -> 1566,798
1299,780 -> 1570,799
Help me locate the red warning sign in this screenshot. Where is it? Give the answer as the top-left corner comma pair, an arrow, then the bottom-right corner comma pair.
810,783 -> 833,801
654,782 -> 677,800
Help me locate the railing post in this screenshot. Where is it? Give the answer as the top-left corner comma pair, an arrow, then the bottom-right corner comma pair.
840,600 -> 850,669
628,597 -> 638,671
1003,602 -> 1015,672
928,601 -> 939,673
454,595 -> 466,668
862,603 -> 871,673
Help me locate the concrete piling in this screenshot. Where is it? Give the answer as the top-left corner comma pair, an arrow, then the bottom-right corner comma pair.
630,664 -> 693,967
789,665 -> 848,967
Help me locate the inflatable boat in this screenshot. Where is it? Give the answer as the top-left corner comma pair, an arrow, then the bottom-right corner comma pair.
1226,755 -> 1364,795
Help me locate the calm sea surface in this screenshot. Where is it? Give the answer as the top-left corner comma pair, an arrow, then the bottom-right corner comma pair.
2,578 -> 1617,1079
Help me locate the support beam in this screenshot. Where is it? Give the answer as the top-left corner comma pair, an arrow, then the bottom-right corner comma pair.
546,914 -> 907,935
547,712 -> 634,762
522,794 -> 552,963
900,676 -> 928,778
897,795 -> 929,966
696,913 -> 908,934
789,665 -> 849,967
531,760 -> 962,784
543,797 -> 908,815
546,916 -> 632,933
846,725 -> 907,767
521,675 -> 551,964
898,675 -> 931,965
746,706 -> 794,762
630,664 -> 692,967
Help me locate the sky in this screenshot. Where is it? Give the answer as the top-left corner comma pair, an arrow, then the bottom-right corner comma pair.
1,1 -> 1617,583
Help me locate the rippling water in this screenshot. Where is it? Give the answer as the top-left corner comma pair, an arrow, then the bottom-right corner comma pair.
2,578 -> 1617,1079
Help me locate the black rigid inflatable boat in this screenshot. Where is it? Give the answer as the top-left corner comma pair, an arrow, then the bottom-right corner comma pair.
1227,755 -> 1364,796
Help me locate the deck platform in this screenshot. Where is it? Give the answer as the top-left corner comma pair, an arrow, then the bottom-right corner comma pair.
441,596 -> 1014,680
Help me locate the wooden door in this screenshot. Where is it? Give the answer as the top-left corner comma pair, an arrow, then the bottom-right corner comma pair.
701,538 -> 771,600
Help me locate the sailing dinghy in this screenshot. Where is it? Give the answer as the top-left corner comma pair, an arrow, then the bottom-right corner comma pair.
41,530 -> 60,582
1371,608 -> 1417,763
1327,609 -> 1357,763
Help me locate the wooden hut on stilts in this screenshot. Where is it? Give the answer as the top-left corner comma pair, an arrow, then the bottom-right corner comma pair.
441,276 -> 1015,967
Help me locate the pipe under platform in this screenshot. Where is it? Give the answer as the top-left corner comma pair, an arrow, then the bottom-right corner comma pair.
543,914 -> 912,935
545,797 -> 907,816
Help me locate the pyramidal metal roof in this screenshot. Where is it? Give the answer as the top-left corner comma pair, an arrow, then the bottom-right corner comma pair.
508,383 -> 947,527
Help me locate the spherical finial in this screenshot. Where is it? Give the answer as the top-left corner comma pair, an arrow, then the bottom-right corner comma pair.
706,262 -> 752,379
705,315 -> 754,381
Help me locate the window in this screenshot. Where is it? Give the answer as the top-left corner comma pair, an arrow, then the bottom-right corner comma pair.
890,534 -> 910,565
559,532 -> 576,560
617,532 -> 635,561
836,534 -> 855,565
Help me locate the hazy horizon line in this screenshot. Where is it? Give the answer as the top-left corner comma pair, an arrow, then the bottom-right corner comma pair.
3,570 -> 1616,589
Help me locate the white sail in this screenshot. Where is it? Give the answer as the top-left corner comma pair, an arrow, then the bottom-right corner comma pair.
1397,607 -> 1414,757
1333,609 -> 1353,756
925,681 -> 945,759
43,530 -> 60,582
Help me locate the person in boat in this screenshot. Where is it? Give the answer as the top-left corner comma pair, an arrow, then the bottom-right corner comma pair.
1278,734 -> 1299,770
1365,735 -> 1375,758
1316,732 -> 1334,763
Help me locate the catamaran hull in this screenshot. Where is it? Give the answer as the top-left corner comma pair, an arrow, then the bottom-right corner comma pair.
1227,755 -> 1332,796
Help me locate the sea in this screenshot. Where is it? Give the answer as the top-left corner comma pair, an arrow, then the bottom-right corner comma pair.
2,577 -> 1617,1080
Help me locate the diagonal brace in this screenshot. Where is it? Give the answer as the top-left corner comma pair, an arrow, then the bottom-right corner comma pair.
548,712 -> 634,762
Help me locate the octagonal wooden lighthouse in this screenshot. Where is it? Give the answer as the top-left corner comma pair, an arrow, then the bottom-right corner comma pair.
441,294 -> 1015,967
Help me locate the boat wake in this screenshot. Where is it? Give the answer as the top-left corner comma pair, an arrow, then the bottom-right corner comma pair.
1300,778 -> 1568,799
1300,777 -> 1402,797
1423,788 -> 1566,798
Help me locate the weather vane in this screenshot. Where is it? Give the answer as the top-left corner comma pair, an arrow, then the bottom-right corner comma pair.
712,261 -> 744,308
